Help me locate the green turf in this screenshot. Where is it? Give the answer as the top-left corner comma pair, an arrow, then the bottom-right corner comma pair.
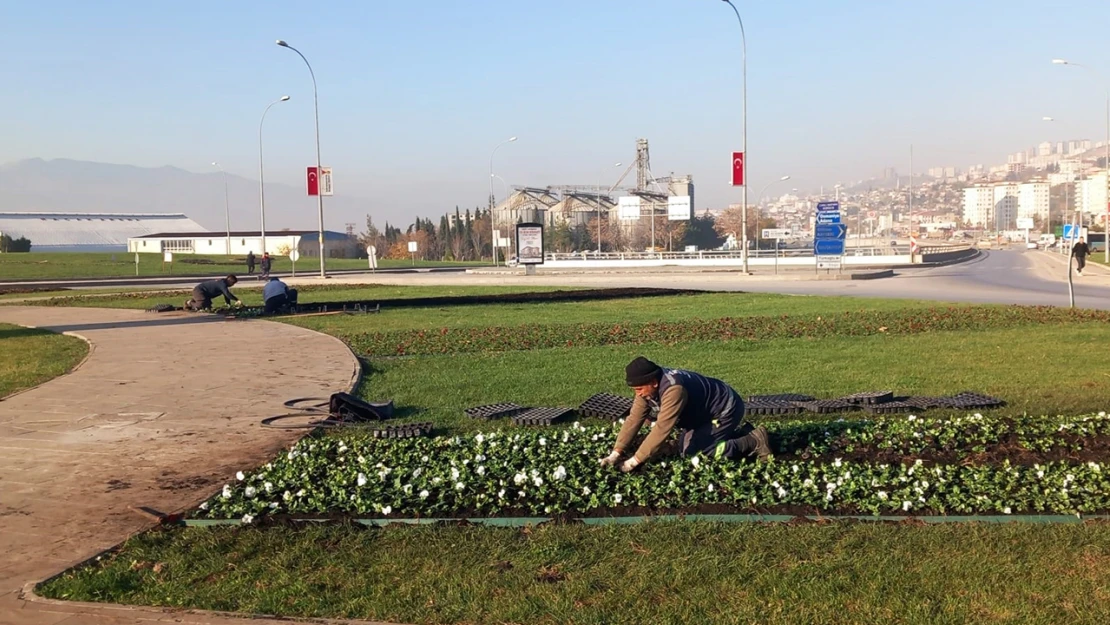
19,284 -> 575,310
359,323 -> 1110,434
0,323 -> 88,397
0,252 -> 482,280
40,522 -> 1110,625
285,292 -> 956,335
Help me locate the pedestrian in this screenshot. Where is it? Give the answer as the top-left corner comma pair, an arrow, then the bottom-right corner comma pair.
262,276 -> 298,314
1072,238 -> 1090,275
184,275 -> 242,311
246,251 -> 256,275
599,357 -> 772,473
260,252 -> 272,279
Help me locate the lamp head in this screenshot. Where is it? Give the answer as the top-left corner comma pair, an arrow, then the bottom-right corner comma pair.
1052,59 -> 1069,65
1043,117 -> 1055,121
280,95 -> 291,101
508,136 -> 518,142
276,40 -> 289,47
615,162 -> 622,167
781,175 -> 791,181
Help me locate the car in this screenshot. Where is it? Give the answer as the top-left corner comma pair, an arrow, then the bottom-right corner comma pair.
1026,241 -> 1038,250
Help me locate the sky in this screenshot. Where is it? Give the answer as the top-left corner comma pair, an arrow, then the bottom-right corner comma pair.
2,0 -> 1110,228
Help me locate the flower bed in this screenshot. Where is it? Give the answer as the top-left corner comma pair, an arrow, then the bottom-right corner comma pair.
197,413 -> 1110,522
345,306 -> 1110,356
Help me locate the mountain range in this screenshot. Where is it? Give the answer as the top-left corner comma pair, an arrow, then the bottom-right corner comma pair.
0,158 -> 376,233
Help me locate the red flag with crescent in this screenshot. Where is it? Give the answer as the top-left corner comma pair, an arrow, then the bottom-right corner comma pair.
731,152 -> 745,187
307,167 -> 319,196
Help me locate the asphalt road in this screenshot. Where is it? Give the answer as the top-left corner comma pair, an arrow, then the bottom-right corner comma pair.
0,266 -> 468,290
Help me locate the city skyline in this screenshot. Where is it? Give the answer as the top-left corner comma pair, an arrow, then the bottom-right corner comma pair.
2,0 -> 1109,227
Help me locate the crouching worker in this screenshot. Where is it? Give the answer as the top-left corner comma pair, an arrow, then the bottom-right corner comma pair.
262,276 -> 298,314
185,275 -> 241,311
600,356 -> 772,472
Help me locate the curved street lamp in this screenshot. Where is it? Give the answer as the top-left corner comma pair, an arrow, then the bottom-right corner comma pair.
277,40 -> 326,277
258,95 -> 290,256
489,136 -> 517,266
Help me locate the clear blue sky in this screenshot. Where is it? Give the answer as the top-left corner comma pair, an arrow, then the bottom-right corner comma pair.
2,0 -> 1109,227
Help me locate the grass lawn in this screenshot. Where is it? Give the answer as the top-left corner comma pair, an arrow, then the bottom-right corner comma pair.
17,283 -> 576,310
0,323 -> 88,397
42,522 -> 1110,625
0,252 -> 482,281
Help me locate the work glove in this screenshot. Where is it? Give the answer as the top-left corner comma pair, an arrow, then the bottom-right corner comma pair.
619,457 -> 641,473
598,450 -> 621,468
234,300 -> 244,308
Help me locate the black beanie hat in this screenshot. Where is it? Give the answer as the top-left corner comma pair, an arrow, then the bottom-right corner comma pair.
625,356 -> 662,387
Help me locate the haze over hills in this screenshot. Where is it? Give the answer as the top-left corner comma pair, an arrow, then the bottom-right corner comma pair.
0,158 -> 381,233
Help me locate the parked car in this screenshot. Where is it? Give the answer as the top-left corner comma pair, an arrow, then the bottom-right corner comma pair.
1026,241 -> 1038,250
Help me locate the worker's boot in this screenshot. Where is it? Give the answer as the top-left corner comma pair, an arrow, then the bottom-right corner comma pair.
749,426 -> 773,461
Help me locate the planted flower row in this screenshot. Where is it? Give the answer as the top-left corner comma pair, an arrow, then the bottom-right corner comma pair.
197,414 -> 1110,523
344,306 -> 1110,356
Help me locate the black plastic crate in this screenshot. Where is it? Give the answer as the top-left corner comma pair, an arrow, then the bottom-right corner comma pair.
864,401 -> 919,415
904,396 -> 948,410
949,392 -> 1005,409
369,422 -> 433,439
511,407 -> 575,427
578,393 -> 634,421
745,399 -> 805,416
793,398 -> 859,414
748,393 -> 816,403
840,390 -> 895,405
465,403 -> 527,420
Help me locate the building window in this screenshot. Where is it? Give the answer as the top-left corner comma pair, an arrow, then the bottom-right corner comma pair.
241,239 -> 245,246
208,240 -> 212,245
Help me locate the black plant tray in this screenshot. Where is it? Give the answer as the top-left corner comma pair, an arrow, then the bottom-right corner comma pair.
746,399 -> 805,416
512,407 -> 575,427
840,390 -> 895,405
369,422 -> 433,439
748,393 -> 815,403
793,399 -> 860,414
578,393 -> 634,421
948,392 -> 1005,409
465,403 -> 527,420
864,401 -> 919,415
903,396 -> 950,410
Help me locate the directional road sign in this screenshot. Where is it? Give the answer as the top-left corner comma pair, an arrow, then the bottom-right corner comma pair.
815,224 -> 847,240
816,211 -> 841,225
815,239 -> 846,255
817,201 -> 840,212
1063,224 -> 1080,240
817,255 -> 842,269
762,228 -> 792,239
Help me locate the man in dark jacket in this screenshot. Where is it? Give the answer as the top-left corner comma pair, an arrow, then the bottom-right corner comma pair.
599,356 -> 772,472
259,252 -> 273,278
185,275 -> 241,311
246,251 -> 256,275
1072,238 -> 1090,275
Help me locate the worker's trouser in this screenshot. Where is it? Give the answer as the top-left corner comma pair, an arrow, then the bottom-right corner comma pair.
679,401 -> 759,460
263,289 -> 298,314
187,287 -> 212,311
1076,256 -> 1087,272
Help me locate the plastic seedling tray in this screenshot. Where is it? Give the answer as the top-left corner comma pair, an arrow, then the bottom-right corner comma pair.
578,393 -> 634,421
370,422 -> 433,439
745,399 -> 805,416
864,401 -> 919,415
511,407 -> 575,426
840,390 -> 895,405
748,393 -> 815,403
793,399 -> 860,414
465,403 -> 527,420
949,392 -> 1005,408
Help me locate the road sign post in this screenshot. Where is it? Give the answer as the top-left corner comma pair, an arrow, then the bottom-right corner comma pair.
367,245 -> 377,272
814,202 -> 845,274
408,241 -> 418,267
290,249 -> 300,277
762,228 -> 791,274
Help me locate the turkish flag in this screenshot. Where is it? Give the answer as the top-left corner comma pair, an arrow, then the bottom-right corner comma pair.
731,152 -> 745,187
307,167 -> 319,196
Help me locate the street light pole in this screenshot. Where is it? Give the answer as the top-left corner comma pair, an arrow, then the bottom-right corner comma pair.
277,40 -> 326,277
721,0 -> 749,272
489,136 -> 517,267
211,162 -> 231,256
258,95 -> 290,256
1053,59 -> 1110,262
598,162 -> 622,254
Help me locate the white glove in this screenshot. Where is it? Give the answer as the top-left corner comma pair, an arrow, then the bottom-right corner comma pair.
619,457 -> 641,473
599,450 -> 621,467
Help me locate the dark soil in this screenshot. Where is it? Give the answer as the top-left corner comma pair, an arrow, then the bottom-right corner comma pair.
0,286 -> 71,296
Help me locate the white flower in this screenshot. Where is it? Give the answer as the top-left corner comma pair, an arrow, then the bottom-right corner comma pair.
455,482 -> 465,490
582,486 -> 591,496
553,466 -> 567,481
199,502 -> 209,510
241,514 -> 254,524
476,433 -> 485,444
614,493 -> 624,504
381,505 -> 392,515
357,473 -> 368,487
902,501 -> 912,511
269,501 -> 279,509
1089,462 -> 1101,473
421,455 -> 429,462
690,456 -> 701,468
776,487 -> 787,498
477,465 -> 486,476
533,476 -> 544,487
451,467 -> 461,480
412,468 -> 423,478
803,479 -> 814,488
419,489 -> 429,499
1037,469 -> 1045,478
296,489 -> 306,497
539,437 -> 547,446
498,489 -> 506,499
833,458 -> 843,468
402,483 -> 413,494
707,484 -> 715,493
283,490 -> 293,502
236,471 -> 246,481
357,456 -> 366,464
263,482 -> 273,493
877,491 -> 888,500
514,472 -> 527,486
244,486 -> 257,499
1003,506 -> 1012,515
791,464 -> 800,473
221,485 -> 233,499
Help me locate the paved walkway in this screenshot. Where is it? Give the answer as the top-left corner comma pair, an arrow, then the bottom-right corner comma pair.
0,306 -> 372,624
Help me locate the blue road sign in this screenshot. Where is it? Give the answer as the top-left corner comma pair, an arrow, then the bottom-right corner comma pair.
1063,224 -> 1079,240
817,201 -> 840,212
817,212 -> 841,225
815,224 -> 847,240
815,239 -> 846,255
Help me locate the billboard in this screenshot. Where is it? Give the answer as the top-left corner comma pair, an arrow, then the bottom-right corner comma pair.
667,196 -> 692,221
516,223 -> 544,265
618,196 -> 642,221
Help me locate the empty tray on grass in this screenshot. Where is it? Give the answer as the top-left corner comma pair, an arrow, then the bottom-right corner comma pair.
745,399 -> 805,416
840,390 -> 895,405
511,407 -> 575,426
947,392 -> 1005,409
578,393 -> 634,421
369,422 -> 433,439
748,393 -> 815,403
793,399 -> 860,414
864,401 -> 919,415
465,403 -> 527,420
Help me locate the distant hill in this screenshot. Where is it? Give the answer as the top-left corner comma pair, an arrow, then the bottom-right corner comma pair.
0,158 -> 375,232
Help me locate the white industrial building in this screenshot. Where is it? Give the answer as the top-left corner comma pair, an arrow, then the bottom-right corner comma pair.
127,230 -> 359,258
962,181 -> 1050,229
1076,171 -> 1109,222
0,212 -> 206,252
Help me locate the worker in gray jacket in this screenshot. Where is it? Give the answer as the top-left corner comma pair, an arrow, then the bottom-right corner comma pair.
600,356 -> 771,472
262,277 -> 298,314
185,275 -> 241,311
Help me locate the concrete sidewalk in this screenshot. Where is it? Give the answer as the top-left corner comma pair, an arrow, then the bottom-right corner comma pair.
0,307 -> 367,625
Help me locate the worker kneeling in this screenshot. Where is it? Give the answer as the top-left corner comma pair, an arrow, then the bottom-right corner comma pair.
185,275 -> 241,311
262,277 -> 298,314
601,356 -> 772,472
